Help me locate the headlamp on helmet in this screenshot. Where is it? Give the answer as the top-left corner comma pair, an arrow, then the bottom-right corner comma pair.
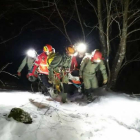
91,50 -> 102,62
27,49 -> 37,58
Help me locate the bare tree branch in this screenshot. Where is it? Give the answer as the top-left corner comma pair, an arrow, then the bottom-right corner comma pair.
128,9 -> 140,20
1,71 -> 19,79
127,38 -> 140,42
86,26 -> 98,37
65,8 -> 75,26
54,0 -> 72,44
110,35 -> 119,42
31,26 -> 55,31
86,0 -> 98,17
0,20 -> 34,44
0,80 -> 5,86
127,28 -> 140,36
0,63 -> 12,72
112,17 -> 121,37
75,0 -> 85,42
18,3 -> 69,40
0,63 -> 19,86
128,15 -> 140,28
119,54 -> 140,75
22,1 -> 55,10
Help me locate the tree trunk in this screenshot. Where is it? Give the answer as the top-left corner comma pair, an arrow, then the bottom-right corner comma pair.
106,0 -> 112,82
108,0 -> 129,89
97,0 -> 107,58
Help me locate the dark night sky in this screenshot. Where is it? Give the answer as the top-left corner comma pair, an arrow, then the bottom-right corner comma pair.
0,0 -> 100,70
0,0 -> 101,89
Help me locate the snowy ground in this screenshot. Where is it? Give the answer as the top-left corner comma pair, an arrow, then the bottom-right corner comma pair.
0,90 -> 140,140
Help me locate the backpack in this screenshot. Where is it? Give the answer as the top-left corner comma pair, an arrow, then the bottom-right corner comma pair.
48,53 -> 65,69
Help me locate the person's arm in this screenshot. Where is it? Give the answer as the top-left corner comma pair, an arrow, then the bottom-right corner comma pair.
99,60 -> 108,83
17,57 -> 27,73
31,55 -> 41,75
79,57 -> 88,77
48,67 -> 54,81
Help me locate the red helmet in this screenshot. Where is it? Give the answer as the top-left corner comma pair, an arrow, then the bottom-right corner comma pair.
43,44 -> 53,53
91,50 -> 102,62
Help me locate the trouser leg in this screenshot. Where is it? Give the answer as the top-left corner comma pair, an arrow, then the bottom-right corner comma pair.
61,83 -> 70,103
91,76 -> 98,89
39,74 -> 51,88
47,76 -> 60,98
83,75 -> 93,102
84,88 -> 92,103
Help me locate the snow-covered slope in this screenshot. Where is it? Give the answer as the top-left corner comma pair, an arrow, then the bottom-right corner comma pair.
0,90 -> 140,140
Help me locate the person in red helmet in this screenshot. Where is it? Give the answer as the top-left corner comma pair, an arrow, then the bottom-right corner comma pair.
47,45 -> 75,103
79,50 -> 107,103
28,44 -> 54,93
43,44 -> 53,55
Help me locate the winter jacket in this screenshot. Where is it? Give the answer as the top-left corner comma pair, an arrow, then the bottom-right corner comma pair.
32,52 -> 49,75
48,53 -> 72,83
70,56 -> 78,71
17,56 -> 35,73
79,56 -> 107,81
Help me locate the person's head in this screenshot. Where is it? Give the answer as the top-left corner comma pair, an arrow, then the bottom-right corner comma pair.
65,45 -> 75,56
78,52 -> 85,58
74,43 -> 87,56
91,50 -> 103,63
43,44 -> 54,55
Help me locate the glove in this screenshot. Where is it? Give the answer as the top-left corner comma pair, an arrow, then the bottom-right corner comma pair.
27,73 -> 38,78
103,79 -> 107,84
17,72 -> 21,77
27,73 -> 37,82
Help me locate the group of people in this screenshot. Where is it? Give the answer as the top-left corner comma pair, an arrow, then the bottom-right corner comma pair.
17,44 -> 108,103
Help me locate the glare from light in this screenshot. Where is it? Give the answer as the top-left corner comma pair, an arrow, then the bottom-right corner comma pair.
73,52 -> 78,56
91,50 -> 96,56
27,49 -> 36,58
94,59 -> 101,63
85,53 -> 91,58
76,43 -> 87,53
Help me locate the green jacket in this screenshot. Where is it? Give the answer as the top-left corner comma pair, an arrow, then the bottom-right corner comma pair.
48,53 -> 72,82
79,57 -> 107,80
17,56 -> 35,73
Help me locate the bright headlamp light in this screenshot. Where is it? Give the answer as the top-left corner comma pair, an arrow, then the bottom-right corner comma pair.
27,49 -> 36,58
75,43 -> 87,53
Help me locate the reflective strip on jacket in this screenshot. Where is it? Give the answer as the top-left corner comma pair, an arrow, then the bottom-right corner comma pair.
32,52 -> 49,75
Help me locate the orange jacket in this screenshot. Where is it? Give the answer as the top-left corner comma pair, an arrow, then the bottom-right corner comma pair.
32,52 -> 49,75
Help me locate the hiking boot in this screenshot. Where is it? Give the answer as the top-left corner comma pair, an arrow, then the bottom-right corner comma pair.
61,93 -> 67,103
87,93 -> 92,103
